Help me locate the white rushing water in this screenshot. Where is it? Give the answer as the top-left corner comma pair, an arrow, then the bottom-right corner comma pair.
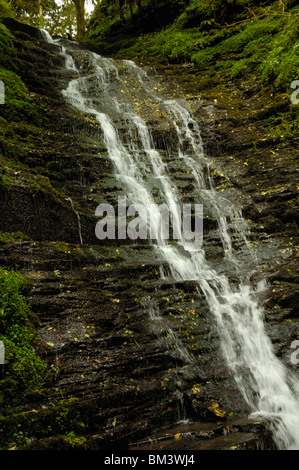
65,197 -> 83,245
41,31 -> 299,450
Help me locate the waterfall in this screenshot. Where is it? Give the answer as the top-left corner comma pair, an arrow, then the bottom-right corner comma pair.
40,29 -> 54,43
41,30 -> 299,450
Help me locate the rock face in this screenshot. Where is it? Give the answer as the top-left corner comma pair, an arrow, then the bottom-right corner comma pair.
0,20 -> 298,451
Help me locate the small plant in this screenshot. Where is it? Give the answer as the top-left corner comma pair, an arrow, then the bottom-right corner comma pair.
0,268 -> 46,407
64,431 -> 86,448
0,21 -> 16,69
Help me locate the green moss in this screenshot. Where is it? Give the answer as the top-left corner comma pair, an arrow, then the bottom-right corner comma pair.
266,107 -> 299,140
260,16 -> 299,87
0,267 -> 46,408
89,1 -> 299,96
0,151 -> 62,203
0,67 -> 47,126
0,173 -> 14,189
0,0 -> 13,17
0,68 -> 27,101
0,21 -> 16,69
0,395 -> 90,449
62,431 -> 87,448
0,232 -> 30,244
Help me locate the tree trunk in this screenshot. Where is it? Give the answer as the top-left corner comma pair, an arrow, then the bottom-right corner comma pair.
72,0 -> 85,39
128,0 -> 133,17
118,0 -> 125,19
38,0 -> 44,29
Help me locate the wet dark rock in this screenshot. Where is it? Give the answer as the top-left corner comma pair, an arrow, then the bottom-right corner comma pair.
1,17 -> 45,40
129,418 -> 275,450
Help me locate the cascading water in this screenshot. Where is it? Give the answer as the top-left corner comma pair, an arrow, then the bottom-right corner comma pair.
65,197 -> 83,245
41,31 -> 299,450
142,295 -> 192,423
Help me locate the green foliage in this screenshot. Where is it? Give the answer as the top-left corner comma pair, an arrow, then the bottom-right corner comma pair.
0,68 -> 28,104
0,0 -> 13,17
1,0 -> 78,37
63,431 -> 87,448
46,0 -> 77,37
144,26 -> 201,63
189,18 -> 280,71
260,16 -> 299,87
0,66 -> 47,128
0,21 -> 17,69
88,0 -> 186,41
97,0 -> 299,94
179,0 -> 267,27
8,0 -> 57,28
0,232 -> 30,243
0,268 -> 46,407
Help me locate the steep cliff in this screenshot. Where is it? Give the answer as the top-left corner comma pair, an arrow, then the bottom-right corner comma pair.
0,15 -> 298,451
